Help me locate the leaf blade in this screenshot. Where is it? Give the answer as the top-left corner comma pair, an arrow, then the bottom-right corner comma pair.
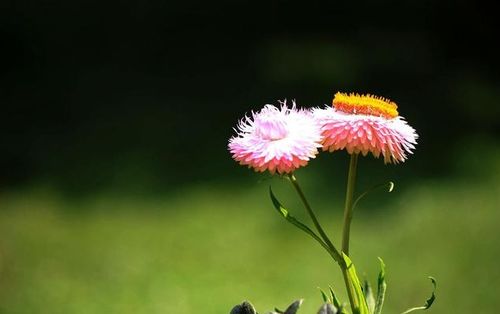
329,286 -> 343,310
374,258 -> 387,314
363,279 -> 375,314
342,253 -> 370,314
319,287 -> 331,303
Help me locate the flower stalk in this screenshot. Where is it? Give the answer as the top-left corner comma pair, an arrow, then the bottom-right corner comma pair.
288,170 -> 361,314
340,153 -> 360,313
341,153 -> 359,256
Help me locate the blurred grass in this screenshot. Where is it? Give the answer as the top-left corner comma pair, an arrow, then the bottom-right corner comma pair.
1,146 -> 499,313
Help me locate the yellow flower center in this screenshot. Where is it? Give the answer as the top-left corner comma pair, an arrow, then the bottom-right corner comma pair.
333,92 -> 399,119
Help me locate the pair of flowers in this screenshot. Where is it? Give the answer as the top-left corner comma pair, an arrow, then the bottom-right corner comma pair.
229,92 -> 418,174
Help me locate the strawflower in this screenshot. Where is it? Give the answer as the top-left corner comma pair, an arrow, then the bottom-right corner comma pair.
228,93 -> 436,314
228,101 -> 322,174
314,92 -> 418,163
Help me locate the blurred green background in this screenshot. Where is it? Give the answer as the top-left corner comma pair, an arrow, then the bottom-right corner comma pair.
1,1 -> 499,313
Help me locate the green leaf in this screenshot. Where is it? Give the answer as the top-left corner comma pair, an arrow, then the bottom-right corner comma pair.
328,286 -> 348,313
373,258 -> 387,314
319,287 -> 331,303
400,277 -> 437,314
342,253 -> 370,314
363,279 -> 375,314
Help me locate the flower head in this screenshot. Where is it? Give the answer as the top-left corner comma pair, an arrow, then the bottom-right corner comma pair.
228,101 -> 322,174
314,92 -> 418,163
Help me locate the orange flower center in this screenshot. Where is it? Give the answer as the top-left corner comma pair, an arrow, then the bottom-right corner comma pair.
333,92 -> 399,119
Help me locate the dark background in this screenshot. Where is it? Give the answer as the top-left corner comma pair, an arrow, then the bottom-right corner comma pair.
1,0 -> 499,192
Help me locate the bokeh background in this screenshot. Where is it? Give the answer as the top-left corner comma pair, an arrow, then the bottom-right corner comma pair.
1,1 -> 499,313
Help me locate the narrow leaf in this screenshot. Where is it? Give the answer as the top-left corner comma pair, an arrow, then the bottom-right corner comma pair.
400,277 -> 437,314
363,279 -> 375,314
342,253 -> 370,314
374,258 -> 387,314
319,287 -> 331,303
329,286 -> 342,309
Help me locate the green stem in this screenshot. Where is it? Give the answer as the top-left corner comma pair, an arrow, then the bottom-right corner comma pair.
341,153 -> 359,256
288,174 -> 341,263
351,181 -> 394,213
340,153 -> 359,313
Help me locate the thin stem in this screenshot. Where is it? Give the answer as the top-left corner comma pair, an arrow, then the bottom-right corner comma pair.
340,153 -> 360,314
341,153 -> 359,256
288,173 -> 341,263
351,181 -> 394,213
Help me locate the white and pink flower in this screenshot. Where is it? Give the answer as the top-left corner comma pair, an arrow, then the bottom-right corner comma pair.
228,101 -> 322,174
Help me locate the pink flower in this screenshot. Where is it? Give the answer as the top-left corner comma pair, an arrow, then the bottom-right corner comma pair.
314,93 -> 418,163
228,101 -> 322,174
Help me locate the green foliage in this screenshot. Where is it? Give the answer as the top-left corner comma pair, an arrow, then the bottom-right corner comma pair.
362,279 -> 375,314
319,288 -> 331,303
374,258 -> 387,314
342,253 -> 370,314
329,287 -> 347,313
318,286 -> 346,313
